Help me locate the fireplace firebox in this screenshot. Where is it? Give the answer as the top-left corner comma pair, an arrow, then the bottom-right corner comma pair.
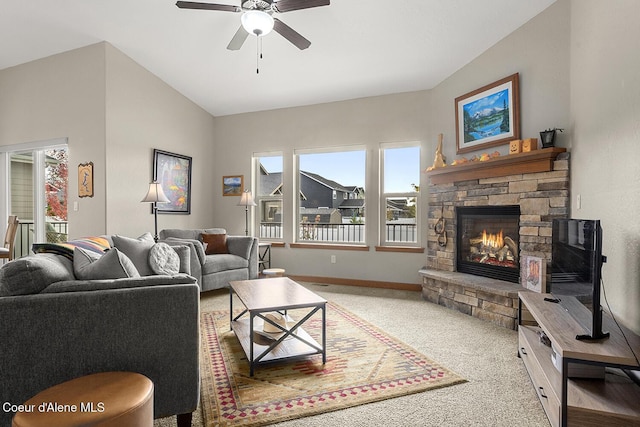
456,205 -> 520,283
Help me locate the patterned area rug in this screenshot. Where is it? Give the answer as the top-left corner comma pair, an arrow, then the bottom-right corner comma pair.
200,302 -> 466,427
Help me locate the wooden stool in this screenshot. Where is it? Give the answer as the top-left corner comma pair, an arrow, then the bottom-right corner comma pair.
262,268 -> 285,277
12,372 -> 154,427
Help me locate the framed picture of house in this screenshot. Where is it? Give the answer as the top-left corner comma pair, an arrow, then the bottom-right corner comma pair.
153,149 -> 192,214
521,255 -> 545,293
455,73 -> 520,154
78,162 -> 94,198
223,175 -> 243,196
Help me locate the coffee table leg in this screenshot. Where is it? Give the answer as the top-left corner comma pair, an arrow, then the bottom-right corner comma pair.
322,304 -> 326,364
229,288 -> 233,331
249,312 -> 255,376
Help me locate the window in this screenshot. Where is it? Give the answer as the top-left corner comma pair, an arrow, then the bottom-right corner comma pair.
255,154 -> 283,240
296,148 -> 366,243
381,144 -> 420,245
1,139 -> 69,259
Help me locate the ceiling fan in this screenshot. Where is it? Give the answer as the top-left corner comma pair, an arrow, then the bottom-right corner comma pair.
176,0 -> 330,51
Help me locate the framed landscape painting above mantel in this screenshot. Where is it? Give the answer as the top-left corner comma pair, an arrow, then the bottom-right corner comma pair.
455,73 -> 520,155
153,149 -> 192,214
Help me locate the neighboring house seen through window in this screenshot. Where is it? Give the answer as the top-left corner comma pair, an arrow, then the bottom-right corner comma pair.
255,154 -> 283,240
296,149 -> 366,244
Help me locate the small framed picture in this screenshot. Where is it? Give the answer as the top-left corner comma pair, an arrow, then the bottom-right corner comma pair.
521,255 -> 546,293
222,175 -> 243,196
78,162 -> 94,198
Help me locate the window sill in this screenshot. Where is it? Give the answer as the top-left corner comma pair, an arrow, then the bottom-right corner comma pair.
289,243 -> 369,251
375,246 -> 425,253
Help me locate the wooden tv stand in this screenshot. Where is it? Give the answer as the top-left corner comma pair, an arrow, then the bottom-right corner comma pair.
518,292 -> 640,427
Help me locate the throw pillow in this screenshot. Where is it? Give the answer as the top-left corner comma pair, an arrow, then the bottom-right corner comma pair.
0,254 -> 75,296
73,247 -> 140,280
32,236 -> 111,261
148,242 -> 180,275
111,232 -> 155,276
201,233 -> 228,255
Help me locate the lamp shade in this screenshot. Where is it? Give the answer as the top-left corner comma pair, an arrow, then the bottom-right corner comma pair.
141,182 -> 170,204
241,10 -> 274,36
237,190 -> 257,207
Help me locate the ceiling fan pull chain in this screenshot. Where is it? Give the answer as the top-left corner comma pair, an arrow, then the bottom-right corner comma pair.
259,36 -> 263,60
256,37 -> 260,74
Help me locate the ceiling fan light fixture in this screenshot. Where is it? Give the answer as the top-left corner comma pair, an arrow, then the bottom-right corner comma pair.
241,10 -> 274,37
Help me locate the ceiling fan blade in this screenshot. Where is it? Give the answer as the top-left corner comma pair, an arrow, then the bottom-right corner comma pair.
175,1 -> 241,12
273,18 -> 311,50
227,25 -> 249,50
273,0 -> 330,13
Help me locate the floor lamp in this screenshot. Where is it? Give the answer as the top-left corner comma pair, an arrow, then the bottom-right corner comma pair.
141,181 -> 170,242
237,190 -> 256,236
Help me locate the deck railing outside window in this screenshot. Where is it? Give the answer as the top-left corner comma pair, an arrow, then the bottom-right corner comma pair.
259,222 -> 416,243
13,221 -> 68,259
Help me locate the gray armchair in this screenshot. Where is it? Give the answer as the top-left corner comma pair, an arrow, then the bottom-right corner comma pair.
159,228 -> 259,292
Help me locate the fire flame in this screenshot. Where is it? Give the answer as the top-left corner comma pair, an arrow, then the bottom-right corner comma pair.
482,229 -> 504,249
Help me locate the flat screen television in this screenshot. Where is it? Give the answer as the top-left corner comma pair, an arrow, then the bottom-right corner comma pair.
550,219 -> 609,341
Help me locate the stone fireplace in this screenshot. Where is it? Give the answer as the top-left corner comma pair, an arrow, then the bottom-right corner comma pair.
419,149 -> 570,329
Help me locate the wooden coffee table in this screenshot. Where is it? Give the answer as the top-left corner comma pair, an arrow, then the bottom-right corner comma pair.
229,277 -> 327,376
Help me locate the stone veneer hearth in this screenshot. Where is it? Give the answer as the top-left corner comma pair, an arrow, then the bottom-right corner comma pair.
419,151 -> 570,329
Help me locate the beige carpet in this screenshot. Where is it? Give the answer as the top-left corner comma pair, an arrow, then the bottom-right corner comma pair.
155,282 -> 550,427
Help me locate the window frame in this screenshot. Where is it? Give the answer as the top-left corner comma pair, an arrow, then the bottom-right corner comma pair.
253,152 -> 284,242
379,142 -> 421,247
294,146 -> 367,245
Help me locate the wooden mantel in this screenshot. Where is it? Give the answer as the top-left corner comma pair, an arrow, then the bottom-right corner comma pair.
425,147 -> 567,185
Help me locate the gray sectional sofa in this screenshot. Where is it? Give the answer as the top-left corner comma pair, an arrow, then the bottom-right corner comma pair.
159,228 -> 259,292
0,235 -> 199,427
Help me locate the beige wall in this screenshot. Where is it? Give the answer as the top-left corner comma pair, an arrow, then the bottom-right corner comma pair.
0,42 -> 216,239
0,44 -> 107,237
428,0 -> 571,159
103,44 -> 216,237
569,0 -> 640,332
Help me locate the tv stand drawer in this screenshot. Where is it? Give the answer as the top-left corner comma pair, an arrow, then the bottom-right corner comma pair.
519,325 -> 560,427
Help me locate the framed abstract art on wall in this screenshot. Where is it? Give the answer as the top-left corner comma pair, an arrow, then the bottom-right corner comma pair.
153,149 -> 192,214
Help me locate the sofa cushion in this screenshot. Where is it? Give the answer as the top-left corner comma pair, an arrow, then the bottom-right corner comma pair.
41,274 -> 197,293
0,254 -> 75,296
201,233 -> 228,255
112,233 -> 155,276
159,228 -> 226,241
32,236 -> 111,261
170,244 -> 191,274
73,247 -> 140,280
149,243 -> 180,275
202,254 -> 249,275
201,228 -> 227,235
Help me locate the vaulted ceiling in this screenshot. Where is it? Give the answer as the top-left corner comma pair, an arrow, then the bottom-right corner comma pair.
0,0 -> 556,116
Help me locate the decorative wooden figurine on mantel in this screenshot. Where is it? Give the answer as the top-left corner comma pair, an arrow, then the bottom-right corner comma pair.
426,133 -> 446,171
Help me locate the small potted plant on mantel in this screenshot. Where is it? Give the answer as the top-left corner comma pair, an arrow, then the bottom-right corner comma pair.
539,128 -> 564,148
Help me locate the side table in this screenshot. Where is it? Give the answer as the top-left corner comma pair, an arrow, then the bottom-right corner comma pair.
258,242 -> 271,272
